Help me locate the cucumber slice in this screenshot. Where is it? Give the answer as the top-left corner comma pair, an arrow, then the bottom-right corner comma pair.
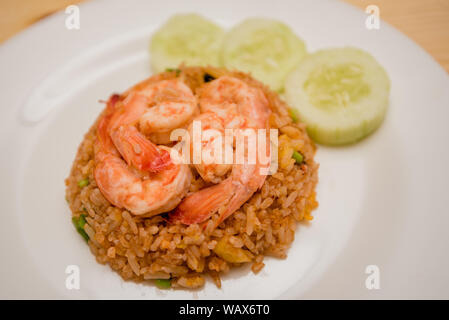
150,14 -> 224,73
221,18 -> 306,91
285,47 -> 390,145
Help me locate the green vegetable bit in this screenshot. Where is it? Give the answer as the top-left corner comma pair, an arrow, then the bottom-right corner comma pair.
78,178 -> 89,188
288,108 -> 299,123
165,68 -> 181,76
292,151 -> 304,164
72,214 -> 89,242
155,279 -> 172,289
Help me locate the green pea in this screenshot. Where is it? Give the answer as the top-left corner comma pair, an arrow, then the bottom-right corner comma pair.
78,178 -> 89,188
292,151 -> 304,164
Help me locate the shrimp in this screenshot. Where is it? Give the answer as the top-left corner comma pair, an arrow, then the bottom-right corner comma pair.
107,93 -> 172,172
188,112 -> 234,183
191,76 -> 270,182
137,79 -> 198,144
169,76 -> 271,226
94,147 -> 191,216
94,80 -> 194,217
198,76 -> 270,128
106,79 -> 197,172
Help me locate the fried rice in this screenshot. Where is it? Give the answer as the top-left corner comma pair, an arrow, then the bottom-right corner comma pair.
65,66 -> 319,289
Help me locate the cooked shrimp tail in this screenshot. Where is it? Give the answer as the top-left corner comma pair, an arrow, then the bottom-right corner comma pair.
169,179 -> 232,224
214,168 -> 266,227
111,126 -> 172,172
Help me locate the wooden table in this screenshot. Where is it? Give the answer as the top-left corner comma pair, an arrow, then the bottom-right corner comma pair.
1,0 -> 448,72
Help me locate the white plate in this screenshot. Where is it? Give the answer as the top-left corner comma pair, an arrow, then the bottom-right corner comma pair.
1,0 -> 448,299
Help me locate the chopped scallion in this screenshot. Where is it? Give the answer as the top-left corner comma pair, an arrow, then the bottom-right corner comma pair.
72,214 -> 89,242
155,278 -> 171,289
